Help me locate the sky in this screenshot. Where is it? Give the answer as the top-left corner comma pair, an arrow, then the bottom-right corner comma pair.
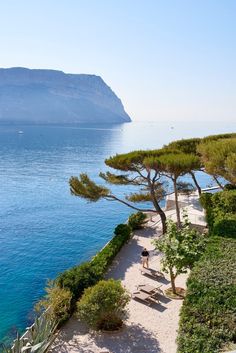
0,0 -> 235,123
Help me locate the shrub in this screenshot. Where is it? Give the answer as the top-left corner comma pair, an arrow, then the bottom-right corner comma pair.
35,281 -> 72,324
77,279 -> 130,330
177,237 -> 236,353
128,212 -> 147,230
114,223 -> 132,237
213,213 -> 236,238
212,190 -> 236,214
224,183 -> 236,191
91,223 -> 131,274
57,262 -> 102,302
199,192 -> 213,209
200,192 -> 214,230
56,223 -> 131,306
200,190 -> 236,238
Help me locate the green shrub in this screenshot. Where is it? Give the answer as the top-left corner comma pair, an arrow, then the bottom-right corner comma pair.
92,224 -> 131,273
114,223 -> 132,237
35,281 -> 72,324
128,212 -> 147,230
212,190 -> 236,214
177,237 -> 236,353
200,190 -> 236,238
57,262 -> 102,302
56,223 -> 131,308
213,213 -> 236,238
224,183 -> 236,191
200,192 -> 214,230
77,279 -> 130,330
199,192 -> 213,209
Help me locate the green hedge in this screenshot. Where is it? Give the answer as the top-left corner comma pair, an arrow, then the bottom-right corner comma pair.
200,192 -> 214,230
200,190 -> 236,238
128,211 -> 147,230
213,213 -> 236,238
177,237 -> 236,353
56,223 -> 132,303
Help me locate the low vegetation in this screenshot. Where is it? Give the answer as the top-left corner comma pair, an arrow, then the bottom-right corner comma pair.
128,211 -> 147,230
77,279 -> 130,331
178,185 -> 236,352
35,281 -> 72,324
200,190 -> 236,238
25,222 -> 132,332
177,237 -> 236,353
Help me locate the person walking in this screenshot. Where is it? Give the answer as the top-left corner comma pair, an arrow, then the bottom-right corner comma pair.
141,248 -> 149,268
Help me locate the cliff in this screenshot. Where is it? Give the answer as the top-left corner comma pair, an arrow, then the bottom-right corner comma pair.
0,68 -> 131,124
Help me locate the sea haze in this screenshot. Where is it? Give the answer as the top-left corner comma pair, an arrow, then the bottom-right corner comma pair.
0,121 -> 235,342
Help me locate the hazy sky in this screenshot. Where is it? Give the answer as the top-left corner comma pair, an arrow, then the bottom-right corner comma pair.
1,0 -> 235,123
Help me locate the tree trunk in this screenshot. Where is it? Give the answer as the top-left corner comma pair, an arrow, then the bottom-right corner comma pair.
213,175 -> 224,190
159,209 -> 167,234
190,171 -> 201,195
169,267 -> 176,294
173,178 -> 181,228
146,174 -> 167,234
149,185 -> 167,234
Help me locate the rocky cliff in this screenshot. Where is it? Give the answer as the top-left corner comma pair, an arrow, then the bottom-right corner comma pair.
0,68 -> 131,124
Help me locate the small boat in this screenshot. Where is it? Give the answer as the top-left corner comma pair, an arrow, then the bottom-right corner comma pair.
18,130 -> 24,134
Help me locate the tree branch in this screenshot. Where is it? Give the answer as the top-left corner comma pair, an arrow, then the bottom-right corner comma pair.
104,194 -> 158,213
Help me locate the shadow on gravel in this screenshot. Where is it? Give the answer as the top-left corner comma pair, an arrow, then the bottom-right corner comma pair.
51,320 -> 162,353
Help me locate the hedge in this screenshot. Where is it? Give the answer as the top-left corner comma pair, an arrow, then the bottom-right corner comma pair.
200,190 -> 236,238
177,237 -> 236,353
56,223 -> 132,304
128,211 -> 147,230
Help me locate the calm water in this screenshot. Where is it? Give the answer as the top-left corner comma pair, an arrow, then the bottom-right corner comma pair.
0,121 -> 235,342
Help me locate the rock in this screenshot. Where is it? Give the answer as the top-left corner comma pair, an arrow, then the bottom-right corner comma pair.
0,67 -> 131,124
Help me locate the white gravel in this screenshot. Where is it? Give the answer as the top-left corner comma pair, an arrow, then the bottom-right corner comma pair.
50,193 -> 206,353
50,221 -> 188,353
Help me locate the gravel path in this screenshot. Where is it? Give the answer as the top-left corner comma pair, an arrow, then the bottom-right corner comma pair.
50,193 -> 205,353
50,221 -> 188,353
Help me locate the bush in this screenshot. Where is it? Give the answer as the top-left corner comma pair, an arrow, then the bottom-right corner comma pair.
92,223 -> 131,273
77,279 -> 130,330
177,237 -> 236,353
57,262 -> 102,302
212,190 -> 236,214
57,223 -> 131,305
200,193 -> 214,230
35,281 -> 72,324
114,223 -> 132,236
224,183 -> 236,191
200,190 -> 236,238
128,212 -> 147,230
213,213 -> 236,238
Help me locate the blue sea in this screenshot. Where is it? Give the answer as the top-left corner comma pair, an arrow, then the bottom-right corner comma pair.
0,121 -> 235,342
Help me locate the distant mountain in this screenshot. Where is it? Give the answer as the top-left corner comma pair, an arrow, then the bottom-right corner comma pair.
0,68 -> 131,124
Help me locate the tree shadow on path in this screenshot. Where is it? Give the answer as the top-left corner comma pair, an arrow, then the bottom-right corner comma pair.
52,320 -> 162,353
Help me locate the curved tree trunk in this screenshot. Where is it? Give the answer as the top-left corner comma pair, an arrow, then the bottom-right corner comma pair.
148,177 -> 167,234
151,194 -> 167,234
190,171 -> 201,195
173,178 -> 181,228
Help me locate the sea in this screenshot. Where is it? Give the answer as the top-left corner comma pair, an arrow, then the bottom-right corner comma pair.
0,121 -> 235,343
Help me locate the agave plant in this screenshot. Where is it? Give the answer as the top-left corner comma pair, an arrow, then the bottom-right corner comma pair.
22,316 -> 57,353
10,315 -> 57,353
